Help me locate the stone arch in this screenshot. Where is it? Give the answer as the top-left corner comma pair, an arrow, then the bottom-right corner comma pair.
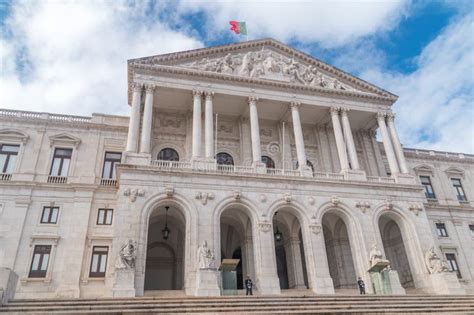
151,143 -> 185,161
136,192 -> 198,296
316,202 -> 368,290
373,205 -> 426,285
216,147 -> 241,166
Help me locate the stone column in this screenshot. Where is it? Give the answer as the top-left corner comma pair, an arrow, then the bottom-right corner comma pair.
377,112 -> 400,174
204,91 -> 215,159
290,102 -> 309,175
330,107 -> 349,172
239,117 -> 253,166
288,238 -> 306,289
254,224 -> 280,295
248,97 -> 263,166
139,85 -> 154,154
340,108 -> 360,170
192,90 -> 203,159
387,113 -> 409,174
126,83 -> 142,152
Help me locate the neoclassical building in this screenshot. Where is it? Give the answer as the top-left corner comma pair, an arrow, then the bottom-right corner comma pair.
0,39 -> 472,300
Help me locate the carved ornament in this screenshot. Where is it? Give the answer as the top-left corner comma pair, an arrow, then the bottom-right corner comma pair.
309,223 -> 322,235
195,192 -> 215,205
355,201 -> 371,214
408,203 -> 423,216
123,188 -> 145,202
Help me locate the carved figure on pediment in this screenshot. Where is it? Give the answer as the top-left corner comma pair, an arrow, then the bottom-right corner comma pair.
116,239 -> 137,270
216,53 -> 234,74
284,59 -> 305,84
263,53 -> 281,74
239,52 -> 255,77
425,247 -> 449,274
317,72 -> 329,87
303,65 -> 319,86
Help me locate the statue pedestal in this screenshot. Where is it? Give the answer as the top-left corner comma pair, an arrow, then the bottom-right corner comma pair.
429,272 -> 465,294
195,268 -> 221,296
369,260 -> 391,295
112,269 -> 136,297
387,270 -> 406,295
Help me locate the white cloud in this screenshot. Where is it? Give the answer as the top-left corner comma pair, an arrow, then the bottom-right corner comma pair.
360,13 -> 474,153
178,0 -> 410,47
0,0 -> 203,116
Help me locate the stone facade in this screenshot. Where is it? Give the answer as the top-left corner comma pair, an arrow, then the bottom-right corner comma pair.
0,39 -> 472,299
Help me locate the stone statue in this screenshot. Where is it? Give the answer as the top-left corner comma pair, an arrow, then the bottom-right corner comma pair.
198,241 -> 214,269
217,53 -> 234,74
369,244 -> 384,267
116,239 -> 137,269
425,247 -> 450,274
239,52 -> 254,77
284,59 -> 305,84
318,72 -> 328,87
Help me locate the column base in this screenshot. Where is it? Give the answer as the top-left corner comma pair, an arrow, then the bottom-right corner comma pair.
253,162 -> 267,174
256,274 -> 280,295
309,276 -> 335,294
123,152 -> 151,166
112,269 -> 136,297
387,270 -> 406,295
393,173 -> 416,185
191,158 -> 217,171
195,268 -> 221,296
299,166 -> 313,177
343,170 -> 367,181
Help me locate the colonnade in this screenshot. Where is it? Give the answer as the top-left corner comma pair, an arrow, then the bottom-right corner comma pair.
125,83 -> 408,176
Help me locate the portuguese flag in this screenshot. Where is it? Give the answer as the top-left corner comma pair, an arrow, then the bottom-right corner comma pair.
229,21 -> 247,35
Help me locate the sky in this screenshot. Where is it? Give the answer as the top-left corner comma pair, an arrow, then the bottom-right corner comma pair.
0,0 -> 473,154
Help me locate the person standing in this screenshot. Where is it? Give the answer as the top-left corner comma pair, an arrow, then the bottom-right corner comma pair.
357,277 -> 366,295
245,275 -> 253,296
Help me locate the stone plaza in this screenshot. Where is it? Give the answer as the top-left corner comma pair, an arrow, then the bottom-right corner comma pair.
0,39 -> 472,300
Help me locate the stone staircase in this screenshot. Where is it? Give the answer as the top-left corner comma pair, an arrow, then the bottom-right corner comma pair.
1,295 -> 474,314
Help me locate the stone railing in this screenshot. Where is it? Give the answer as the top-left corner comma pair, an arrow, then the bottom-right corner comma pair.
47,175 -> 68,184
0,109 -> 91,124
149,160 -> 400,184
100,178 -> 117,187
0,173 -> 12,181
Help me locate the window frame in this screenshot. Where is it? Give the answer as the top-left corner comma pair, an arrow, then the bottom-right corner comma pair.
216,152 -> 234,166
28,245 -> 52,278
436,223 -> 448,237
40,206 -> 59,224
101,152 -> 122,179
420,175 -> 436,199
261,155 -> 275,169
96,208 -> 113,226
445,253 -> 462,279
49,147 -> 73,177
0,143 -> 20,174
451,178 -> 467,202
157,148 -> 179,161
89,246 -> 109,278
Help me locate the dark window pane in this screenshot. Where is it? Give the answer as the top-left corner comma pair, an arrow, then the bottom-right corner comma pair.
90,246 -> 108,277
157,148 -> 179,161
216,152 -> 234,166
29,245 -> 52,278
261,156 -> 275,169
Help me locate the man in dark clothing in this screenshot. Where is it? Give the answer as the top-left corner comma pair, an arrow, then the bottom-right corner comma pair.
245,275 -> 253,296
357,277 -> 366,295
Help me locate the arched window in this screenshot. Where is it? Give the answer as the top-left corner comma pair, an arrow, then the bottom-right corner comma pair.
261,155 -> 275,169
157,148 -> 179,161
296,160 -> 314,173
216,152 -> 234,166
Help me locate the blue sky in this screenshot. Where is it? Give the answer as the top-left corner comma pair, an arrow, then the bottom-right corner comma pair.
0,0 -> 473,153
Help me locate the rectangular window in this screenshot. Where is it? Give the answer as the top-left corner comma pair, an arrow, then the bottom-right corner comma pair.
89,246 -> 108,277
420,176 -> 436,199
445,253 -> 462,279
97,209 -> 113,225
50,148 -> 72,177
102,152 -> 121,179
436,223 -> 448,237
40,206 -> 59,224
451,178 -> 467,201
29,245 -> 51,278
0,144 -> 20,174
469,224 -> 474,236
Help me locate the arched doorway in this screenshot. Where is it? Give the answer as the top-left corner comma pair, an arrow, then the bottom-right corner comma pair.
272,210 -> 309,290
322,212 -> 357,292
220,207 -> 255,290
145,205 -> 185,291
379,215 -> 414,289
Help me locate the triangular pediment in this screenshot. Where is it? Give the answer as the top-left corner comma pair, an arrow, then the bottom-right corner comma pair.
49,133 -> 81,148
128,38 -> 397,103
0,128 -> 29,143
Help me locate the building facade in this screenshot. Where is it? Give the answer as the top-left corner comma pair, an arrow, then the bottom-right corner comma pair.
0,39 -> 472,299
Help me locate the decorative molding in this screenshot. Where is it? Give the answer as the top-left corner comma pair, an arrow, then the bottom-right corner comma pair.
49,133 -> 81,148
309,224 -> 322,235
232,191 -> 241,201
164,186 -> 174,198
384,199 -> 394,210
258,221 -> 272,233
0,128 -> 29,144
259,194 -> 267,203
29,234 -> 60,247
330,195 -> 340,206
195,192 -> 215,205
355,201 -> 371,213
409,203 -> 423,216
123,188 -> 145,202
307,196 -> 315,206
444,166 -> 465,179
283,193 -> 292,203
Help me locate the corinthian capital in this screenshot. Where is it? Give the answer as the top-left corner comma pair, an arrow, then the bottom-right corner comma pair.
290,101 -> 301,110
387,112 -> 396,122
145,84 -> 155,94
248,96 -> 259,104
330,106 -> 340,115
204,91 -> 215,98
340,107 -> 350,116
376,112 -> 386,121
192,90 -> 203,97
132,82 -> 143,92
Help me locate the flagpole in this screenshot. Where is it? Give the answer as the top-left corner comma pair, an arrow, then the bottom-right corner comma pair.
282,121 -> 285,171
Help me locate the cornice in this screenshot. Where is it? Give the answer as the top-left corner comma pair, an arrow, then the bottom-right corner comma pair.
128,38 -> 397,100
130,63 -> 396,104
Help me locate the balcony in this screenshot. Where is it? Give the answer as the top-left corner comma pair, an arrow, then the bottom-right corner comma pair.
99,178 -> 118,187
146,159 -> 408,185
0,173 -> 12,181
47,175 -> 67,184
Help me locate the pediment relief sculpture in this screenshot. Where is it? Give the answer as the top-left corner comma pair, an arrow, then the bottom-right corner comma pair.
180,49 -> 356,91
